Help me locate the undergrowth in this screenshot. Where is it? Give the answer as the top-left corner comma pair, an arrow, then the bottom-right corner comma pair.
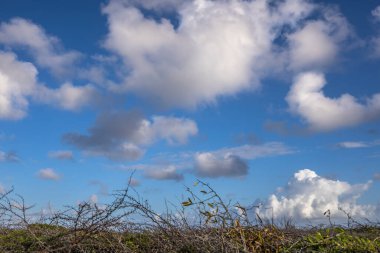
0,178 -> 379,252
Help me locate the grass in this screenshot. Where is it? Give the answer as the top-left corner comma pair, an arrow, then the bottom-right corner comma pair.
0,179 -> 379,252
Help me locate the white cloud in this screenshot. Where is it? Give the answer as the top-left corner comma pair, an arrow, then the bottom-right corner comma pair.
193,142 -> 294,178
144,165 -> 184,181
287,7 -> 352,70
37,168 -> 61,181
129,142 -> 293,179
337,142 -> 369,149
64,111 -> 198,160
34,83 -> 97,111
0,51 -> 97,120
0,51 -> 38,120
258,169 -> 378,221
286,72 -> 380,131
0,183 -> 5,194
148,116 -> 198,145
48,150 -> 74,160
195,153 -> 248,178
102,0 -> 326,108
336,140 -> 380,149
0,18 -> 80,76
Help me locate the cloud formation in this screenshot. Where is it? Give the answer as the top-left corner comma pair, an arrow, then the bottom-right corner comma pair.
287,7 -> 353,70
286,72 -> 380,131
63,111 -> 198,160
37,168 -> 61,181
258,169 -> 378,221
195,153 -> 248,178
102,0 -> 355,108
144,165 -> 184,181
193,142 -> 293,178
0,18 -> 80,76
0,51 -> 97,120
0,51 -> 38,119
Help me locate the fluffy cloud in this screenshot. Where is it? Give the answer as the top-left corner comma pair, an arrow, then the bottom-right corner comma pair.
63,111 -> 198,160
258,169 -> 378,221
103,0 -> 338,108
0,51 -> 97,120
287,7 -> 352,70
34,83 -> 97,111
37,168 -> 61,181
144,165 -> 184,181
286,72 -> 380,131
193,142 -> 294,178
48,150 -> 74,160
0,51 -> 38,119
0,18 -> 80,76
195,153 -> 248,178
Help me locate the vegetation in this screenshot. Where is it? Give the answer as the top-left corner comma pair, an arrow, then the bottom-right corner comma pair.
0,178 -> 379,252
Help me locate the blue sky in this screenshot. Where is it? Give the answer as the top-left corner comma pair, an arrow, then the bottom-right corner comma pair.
0,0 -> 380,222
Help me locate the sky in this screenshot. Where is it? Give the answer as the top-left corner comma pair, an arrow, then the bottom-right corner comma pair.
0,0 -> 380,223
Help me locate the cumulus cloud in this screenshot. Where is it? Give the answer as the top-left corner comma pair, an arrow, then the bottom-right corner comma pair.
193,142 -> 294,178
48,150 -> 74,160
0,51 -> 38,119
37,168 -> 61,181
63,111 -> 198,160
287,7 -> 353,70
286,72 -> 380,131
0,51 -> 97,120
0,18 -> 80,76
103,0 -> 345,108
195,153 -> 248,178
258,169 -> 378,221
34,83 -> 97,111
144,165 -> 184,181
